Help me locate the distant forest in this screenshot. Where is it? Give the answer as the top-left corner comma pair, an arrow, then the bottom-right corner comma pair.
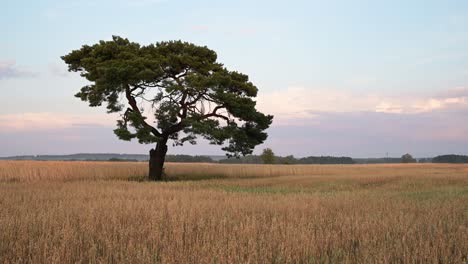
219,155 -> 355,164
2,153 -> 468,164
432,155 -> 468,163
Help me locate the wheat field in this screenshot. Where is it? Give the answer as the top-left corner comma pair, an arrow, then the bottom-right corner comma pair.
0,161 -> 467,263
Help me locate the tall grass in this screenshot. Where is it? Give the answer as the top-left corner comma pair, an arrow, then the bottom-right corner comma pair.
2,160 -> 467,182
0,160 -> 147,182
0,161 -> 467,263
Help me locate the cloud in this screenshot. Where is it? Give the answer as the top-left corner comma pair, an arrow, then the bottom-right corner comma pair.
0,60 -> 37,80
436,87 -> 468,98
1,110 -> 467,157
0,113 -> 115,132
252,86 -> 468,156
375,102 -> 403,114
256,87 -> 380,123
0,126 -> 150,157
263,110 -> 468,158
1,86 -> 467,157
256,86 -> 468,125
410,97 -> 467,112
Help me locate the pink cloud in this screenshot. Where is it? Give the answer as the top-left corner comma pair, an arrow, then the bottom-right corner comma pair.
0,60 -> 37,79
436,87 -> 468,98
257,86 -> 468,126
0,113 -> 114,132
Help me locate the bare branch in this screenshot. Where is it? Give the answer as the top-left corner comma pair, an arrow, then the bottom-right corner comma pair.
125,84 -> 162,137
204,113 -> 230,122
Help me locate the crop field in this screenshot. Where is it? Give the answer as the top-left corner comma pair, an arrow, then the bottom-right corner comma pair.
0,161 -> 467,263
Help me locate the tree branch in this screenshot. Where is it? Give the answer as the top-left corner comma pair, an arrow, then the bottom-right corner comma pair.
203,113 -> 230,122
186,91 -> 206,106
125,84 -> 162,137
192,104 -> 230,122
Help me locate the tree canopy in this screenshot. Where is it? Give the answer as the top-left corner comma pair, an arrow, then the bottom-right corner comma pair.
432,154 -> 468,163
62,36 -> 273,158
260,148 -> 276,164
401,153 -> 416,163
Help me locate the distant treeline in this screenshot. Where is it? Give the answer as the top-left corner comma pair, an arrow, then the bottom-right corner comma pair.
165,155 -> 214,163
432,155 -> 468,163
354,158 -> 405,164
2,154 -> 468,164
355,155 -> 468,164
0,154 -> 214,163
109,155 -> 214,163
1,153 -> 150,161
219,155 -> 355,164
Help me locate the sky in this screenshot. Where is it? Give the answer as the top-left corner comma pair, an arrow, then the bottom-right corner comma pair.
1,0 -> 468,158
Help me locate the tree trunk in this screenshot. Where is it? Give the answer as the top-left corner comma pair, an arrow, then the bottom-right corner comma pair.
149,139 -> 168,181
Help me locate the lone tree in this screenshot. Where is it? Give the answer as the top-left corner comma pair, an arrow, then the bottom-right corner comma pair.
62,36 -> 273,180
401,153 -> 416,163
260,148 -> 276,164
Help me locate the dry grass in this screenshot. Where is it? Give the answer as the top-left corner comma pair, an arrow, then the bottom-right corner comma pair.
0,161 -> 467,263
2,160 -> 467,182
0,160 -> 147,182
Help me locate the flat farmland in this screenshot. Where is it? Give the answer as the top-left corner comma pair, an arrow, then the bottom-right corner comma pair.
0,161 -> 467,263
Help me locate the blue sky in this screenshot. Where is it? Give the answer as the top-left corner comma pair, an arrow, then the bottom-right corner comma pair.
1,0 -> 468,157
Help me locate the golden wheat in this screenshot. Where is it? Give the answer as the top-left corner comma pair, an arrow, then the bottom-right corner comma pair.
0,161 -> 467,263
0,160 -> 147,182
2,160 -> 467,182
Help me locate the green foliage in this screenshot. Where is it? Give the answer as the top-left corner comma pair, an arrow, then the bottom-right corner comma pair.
260,148 -> 276,164
108,158 -> 138,162
165,155 -> 213,163
354,158 -> 404,164
417,158 -> 432,163
219,155 -> 356,164
401,153 -> 416,163
279,155 -> 297,165
294,156 -> 355,164
432,154 -> 468,163
218,155 -> 263,164
62,36 -> 273,157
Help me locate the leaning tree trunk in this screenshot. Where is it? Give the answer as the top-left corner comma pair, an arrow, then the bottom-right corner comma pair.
149,139 -> 168,181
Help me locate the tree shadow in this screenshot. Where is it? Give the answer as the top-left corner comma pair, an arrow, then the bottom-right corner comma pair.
163,174 -> 228,182
125,174 -> 228,182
